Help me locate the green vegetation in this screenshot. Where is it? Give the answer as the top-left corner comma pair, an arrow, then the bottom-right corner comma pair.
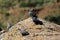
57,0 -> 60,2
4,13 -> 10,17
58,5 -> 60,8
19,0 -> 53,7
0,0 -> 54,8
0,0 -> 60,30
0,22 -> 6,29
0,14 -> 25,30
44,16 -> 60,25
0,0 -> 16,8
20,1 -> 44,7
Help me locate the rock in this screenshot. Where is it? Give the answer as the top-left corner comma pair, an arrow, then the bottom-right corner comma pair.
0,18 -> 60,40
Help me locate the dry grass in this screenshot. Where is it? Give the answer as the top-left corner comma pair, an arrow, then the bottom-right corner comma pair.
0,0 -> 60,29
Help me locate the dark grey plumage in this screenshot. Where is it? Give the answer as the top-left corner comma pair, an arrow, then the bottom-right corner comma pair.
18,28 -> 29,36
28,9 -> 43,25
28,10 -> 36,17
32,17 -> 43,25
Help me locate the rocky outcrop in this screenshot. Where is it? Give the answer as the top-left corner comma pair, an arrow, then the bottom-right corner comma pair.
0,18 -> 60,40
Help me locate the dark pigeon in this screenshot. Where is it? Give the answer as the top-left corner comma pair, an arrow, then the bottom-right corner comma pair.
28,11 -> 36,17
32,17 -> 43,25
18,28 -> 29,36
28,9 -> 43,25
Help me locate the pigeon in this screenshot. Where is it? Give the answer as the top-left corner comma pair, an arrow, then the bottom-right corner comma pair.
18,28 -> 29,36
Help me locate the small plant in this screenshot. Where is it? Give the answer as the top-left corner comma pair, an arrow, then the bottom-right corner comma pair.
19,0 -> 45,7
44,16 -> 60,25
57,0 -> 60,2
4,2 -> 15,8
0,0 -> 16,8
0,23 -> 6,30
58,5 -> 60,8
5,13 -> 10,17
20,2 -> 26,7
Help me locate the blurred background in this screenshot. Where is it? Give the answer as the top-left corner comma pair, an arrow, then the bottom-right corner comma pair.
0,0 -> 60,30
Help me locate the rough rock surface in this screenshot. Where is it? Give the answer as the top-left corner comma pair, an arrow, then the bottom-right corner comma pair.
0,18 -> 60,40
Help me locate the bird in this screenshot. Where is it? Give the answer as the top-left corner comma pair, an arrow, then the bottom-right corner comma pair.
28,10 -> 36,17
18,28 -> 29,36
32,17 -> 43,25
6,23 -> 11,29
28,9 -> 43,25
